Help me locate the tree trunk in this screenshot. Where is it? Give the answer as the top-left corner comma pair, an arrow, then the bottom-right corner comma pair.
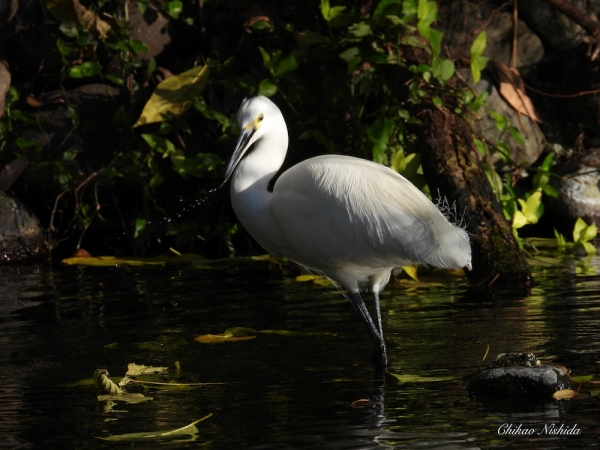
418,107 -> 532,290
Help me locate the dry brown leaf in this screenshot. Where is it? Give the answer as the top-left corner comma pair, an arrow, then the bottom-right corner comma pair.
0,157 -> 29,192
243,5 -> 271,33
0,61 -> 10,120
73,0 -> 110,39
490,61 -> 543,123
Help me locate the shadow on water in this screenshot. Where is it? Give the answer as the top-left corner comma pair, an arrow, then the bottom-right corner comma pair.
0,251 -> 599,448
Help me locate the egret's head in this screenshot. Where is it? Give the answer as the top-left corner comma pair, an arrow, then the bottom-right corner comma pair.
221,96 -> 284,186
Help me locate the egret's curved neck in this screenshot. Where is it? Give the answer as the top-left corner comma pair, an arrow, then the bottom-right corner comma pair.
231,121 -> 288,194
230,116 -> 290,255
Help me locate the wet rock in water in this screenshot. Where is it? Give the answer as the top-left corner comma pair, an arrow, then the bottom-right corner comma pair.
548,148 -> 600,240
0,192 -> 47,263
467,353 -> 571,399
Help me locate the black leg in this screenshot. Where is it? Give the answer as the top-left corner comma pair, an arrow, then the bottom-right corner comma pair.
348,291 -> 388,367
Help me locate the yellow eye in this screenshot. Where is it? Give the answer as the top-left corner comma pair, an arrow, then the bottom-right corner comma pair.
257,114 -> 264,122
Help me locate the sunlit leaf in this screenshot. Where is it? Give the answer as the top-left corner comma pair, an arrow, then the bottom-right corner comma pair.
387,372 -> 458,383
552,389 -> 578,400
401,265 -> 419,282
93,369 -> 122,394
470,31 -> 486,58
97,414 -> 212,441
490,61 -> 542,123
61,253 -> 206,266
134,65 -> 210,126
126,363 -> 169,376
97,393 -> 154,403
258,78 -> 278,97
570,375 -> 595,384
194,334 -> 256,344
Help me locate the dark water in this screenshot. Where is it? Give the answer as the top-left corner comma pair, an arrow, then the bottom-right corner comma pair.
1,251 -> 599,449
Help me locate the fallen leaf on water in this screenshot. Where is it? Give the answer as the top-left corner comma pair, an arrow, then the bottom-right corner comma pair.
552,389 -> 578,400
134,65 -> 210,127
295,274 -> 333,287
97,393 -> 154,403
61,253 -> 206,266
194,334 -> 256,344
489,61 -> 542,123
126,363 -> 169,376
195,326 -> 337,344
97,414 -> 212,441
401,265 -> 419,282
386,372 -> 459,383
93,369 -> 122,394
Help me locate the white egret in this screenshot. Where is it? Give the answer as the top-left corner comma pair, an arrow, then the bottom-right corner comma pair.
221,96 -> 472,367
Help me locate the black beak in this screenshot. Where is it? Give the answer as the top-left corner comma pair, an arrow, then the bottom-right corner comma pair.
219,127 -> 255,188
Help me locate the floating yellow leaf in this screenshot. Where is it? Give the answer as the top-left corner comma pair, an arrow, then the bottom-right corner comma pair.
126,363 -> 169,376
295,274 -> 333,287
97,414 -> 212,441
387,372 -> 458,383
134,65 -> 210,127
61,253 -> 206,267
195,326 -> 336,344
401,265 -> 419,282
97,393 -> 153,403
194,334 -> 256,344
552,389 -> 578,400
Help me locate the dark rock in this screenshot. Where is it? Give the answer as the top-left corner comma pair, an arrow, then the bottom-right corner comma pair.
0,192 -> 47,263
467,353 -> 571,399
519,0 -> 585,52
547,148 -> 600,241
129,3 -> 172,63
441,1 -> 544,68
467,366 -> 571,399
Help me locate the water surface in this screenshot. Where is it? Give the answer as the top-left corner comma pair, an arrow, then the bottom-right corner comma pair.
1,251 -> 599,448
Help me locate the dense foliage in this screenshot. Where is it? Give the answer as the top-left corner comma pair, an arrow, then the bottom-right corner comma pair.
0,0 -> 545,259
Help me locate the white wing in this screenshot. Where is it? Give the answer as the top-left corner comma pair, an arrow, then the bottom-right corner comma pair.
272,155 -> 470,271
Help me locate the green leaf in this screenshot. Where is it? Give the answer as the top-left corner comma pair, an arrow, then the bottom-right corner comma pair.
573,217 -> 588,243
134,65 -> 210,126
59,21 -> 79,38
134,218 -> 147,239
508,126 -> 526,146
106,74 -> 125,86
141,134 -> 176,154
258,78 -> 278,97
69,61 -> 102,78
470,31 -> 487,58
512,210 -> 528,229
489,110 -> 508,131
554,228 -> 567,248
273,54 -> 298,77
129,38 -> 149,54
428,28 -> 442,56
373,0 -> 402,16
470,56 -> 487,83
164,0 -> 182,19
390,148 -> 406,173
432,96 -> 442,107
583,242 -> 597,254
347,21 -> 372,38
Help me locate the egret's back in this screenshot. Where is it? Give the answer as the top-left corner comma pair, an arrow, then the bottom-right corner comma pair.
272,155 -> 471,275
